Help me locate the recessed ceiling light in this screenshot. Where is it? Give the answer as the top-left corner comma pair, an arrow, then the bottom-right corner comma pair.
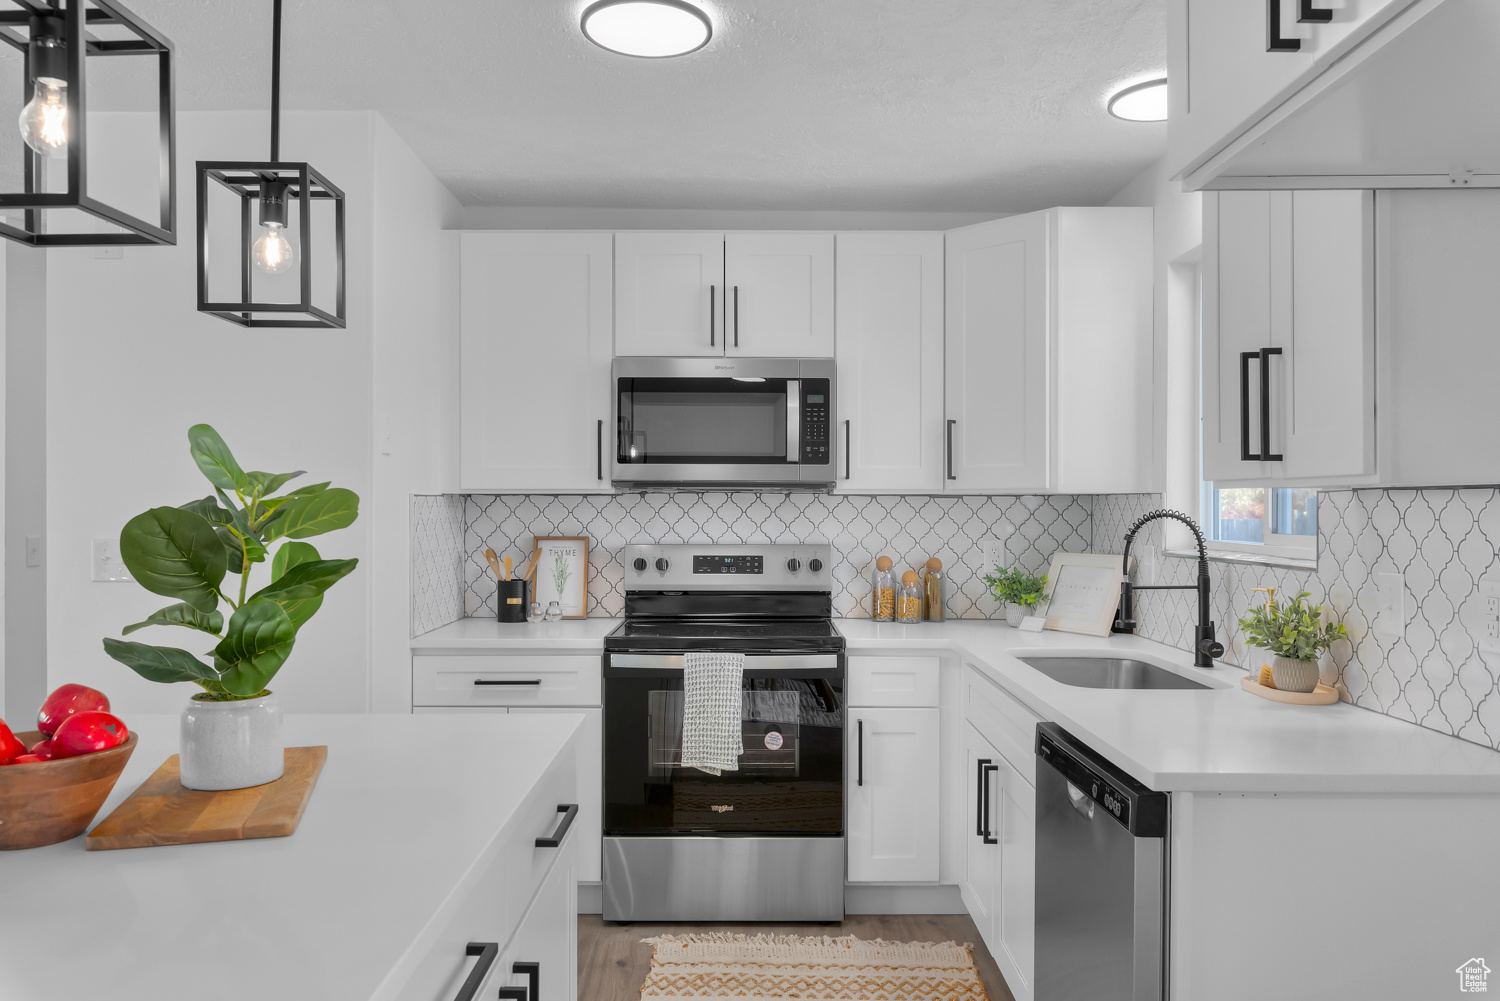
581,0 -> 712,58
1107,78 -> 1168,122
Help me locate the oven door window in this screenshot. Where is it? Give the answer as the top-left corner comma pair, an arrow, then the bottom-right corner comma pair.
604,672 -> 843,835
617,378 -> 790,464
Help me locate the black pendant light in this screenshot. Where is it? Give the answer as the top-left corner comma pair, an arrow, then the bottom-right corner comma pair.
196,0 -> 345,328
0,0 -> 176,246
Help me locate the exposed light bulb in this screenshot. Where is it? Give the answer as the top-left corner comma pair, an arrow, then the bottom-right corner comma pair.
19,76 -> 67,158
252,222 -> 296,274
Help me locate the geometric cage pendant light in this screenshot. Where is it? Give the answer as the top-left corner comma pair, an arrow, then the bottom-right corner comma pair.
195,0 -> 345,328
0,0 -> 177,247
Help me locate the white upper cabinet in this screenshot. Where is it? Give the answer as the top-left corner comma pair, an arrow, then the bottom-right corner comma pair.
459,232 -> 613,493
834,233 -> 945,492
1202,190 -> 1376,486
614,232 -> 726,357
724,233 -> 835,358
945,208 -> 1152,494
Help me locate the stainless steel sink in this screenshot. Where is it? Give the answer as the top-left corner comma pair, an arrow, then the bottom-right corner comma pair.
1018,656 -> 1209,691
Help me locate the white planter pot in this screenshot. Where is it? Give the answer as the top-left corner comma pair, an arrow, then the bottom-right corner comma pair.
180,692 -> 285,791
1271,656 -> 1321,694
1005,603 -> 1029,628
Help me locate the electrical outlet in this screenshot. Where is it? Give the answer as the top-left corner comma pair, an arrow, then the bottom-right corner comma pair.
1373,572 -> 1405,641
980,538 -> 1005,571
1481,581 -> 1500,655
92,538 -> 133,581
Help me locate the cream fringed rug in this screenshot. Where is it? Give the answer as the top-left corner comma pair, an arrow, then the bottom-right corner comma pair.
639,932 -> 993,1000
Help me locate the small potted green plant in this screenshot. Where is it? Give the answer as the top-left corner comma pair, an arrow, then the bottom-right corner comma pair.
102,425 -> 359,790
983,566 -> 1048,627
1237,589 -> 1347,693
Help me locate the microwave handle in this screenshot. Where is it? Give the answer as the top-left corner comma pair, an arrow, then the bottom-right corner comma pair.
786,379 -> 800,464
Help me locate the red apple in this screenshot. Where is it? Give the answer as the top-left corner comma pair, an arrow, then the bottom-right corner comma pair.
7,754 -> 44,765
51,711 -> 129,758
0,720 -> 24,764
37,684 -> 111,736
29,738 -> 54,760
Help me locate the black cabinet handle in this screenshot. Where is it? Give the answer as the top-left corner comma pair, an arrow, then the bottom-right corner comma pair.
733,285 -> 740,348
1298,0 -> 1332,22
1258,347 -> 1283,462
1267,0 -> 1301,50
981,763 -> 999,845
946,420 -> 956,480
843,420 -> 851,480
597,419 -> 604,481
474,679 -> 541,686
856,719 -> 864,787
710,284 -> 716,347
497,991 -> 527,1001
975,757 -> 991,836
453,943 -> 498,1001
1239,351 -> 1256,461
535,803 -> 579,848
513,962 -> 539,1001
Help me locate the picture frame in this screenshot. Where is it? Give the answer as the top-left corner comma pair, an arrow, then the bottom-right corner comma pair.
531,536 -> 590,619
1039,552 -> 1135,637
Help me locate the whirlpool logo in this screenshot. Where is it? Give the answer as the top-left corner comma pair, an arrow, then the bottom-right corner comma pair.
710,804 -> 734,813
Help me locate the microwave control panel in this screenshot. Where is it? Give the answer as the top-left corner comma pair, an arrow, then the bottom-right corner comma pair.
800,380 -> 831,464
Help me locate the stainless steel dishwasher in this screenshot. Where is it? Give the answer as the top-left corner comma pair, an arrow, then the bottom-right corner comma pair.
1035,723 -> 1169,1001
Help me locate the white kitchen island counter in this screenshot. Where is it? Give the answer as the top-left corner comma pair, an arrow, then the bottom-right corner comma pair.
0,713 -> 583,1001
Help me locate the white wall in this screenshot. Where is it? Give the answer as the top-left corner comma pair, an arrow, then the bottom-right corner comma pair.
6,243 -> 46,726
368,117 -> 462,713
45,110 -> 379,715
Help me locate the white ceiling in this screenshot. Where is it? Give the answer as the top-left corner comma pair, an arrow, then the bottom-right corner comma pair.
81,0 -> 1168,212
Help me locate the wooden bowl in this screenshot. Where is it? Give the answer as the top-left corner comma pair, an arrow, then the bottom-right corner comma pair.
0,729 -> 138,850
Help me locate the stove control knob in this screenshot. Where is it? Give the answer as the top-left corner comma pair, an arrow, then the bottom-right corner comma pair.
809,558 -> 823,573
655,558 -> 670,572
633,557 -> 648,573
786,558 -> 801,573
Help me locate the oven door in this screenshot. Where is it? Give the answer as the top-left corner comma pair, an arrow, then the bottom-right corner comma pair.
611,357 -> 834,486
602,653 -> 844,836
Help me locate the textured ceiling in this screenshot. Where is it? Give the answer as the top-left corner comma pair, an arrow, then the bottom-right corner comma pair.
40,0 -> 1167,211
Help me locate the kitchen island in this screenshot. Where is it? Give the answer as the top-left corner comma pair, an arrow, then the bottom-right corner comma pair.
0,713 -> 583,1001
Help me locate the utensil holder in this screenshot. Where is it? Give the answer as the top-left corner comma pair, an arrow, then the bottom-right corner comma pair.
496,579 -> 529,623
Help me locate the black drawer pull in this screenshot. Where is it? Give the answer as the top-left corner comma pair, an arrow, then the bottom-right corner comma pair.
513,962 -> 539,1001
975,757 -> 992,837
981,763 -> 999,845
1267,0 -> 1301,50
536,803 -> 579,848
474,679 -> 542,686
857,718 -> 864,787
1298,0 -> 1332,22
453,942 -> 498,1001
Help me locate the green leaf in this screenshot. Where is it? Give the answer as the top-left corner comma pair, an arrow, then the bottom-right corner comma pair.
188,424 -> 248,493
214,600 -> 296,697
103,638 -> 219,685
287,482 -> 331,497
259,482 -> 332,531
272,541 -> 320,581
253,558 -> 357,603
183,494 -> 264,574
261,487 -> 360,543
121,602 -> 225,637
246,470 -> 305,498
119,507 -> 227,613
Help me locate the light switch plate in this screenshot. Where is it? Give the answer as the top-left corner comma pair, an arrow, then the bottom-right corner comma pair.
93,538 -> 133,581
1373,572 -> 1405,640
1480,580 -> 1500,655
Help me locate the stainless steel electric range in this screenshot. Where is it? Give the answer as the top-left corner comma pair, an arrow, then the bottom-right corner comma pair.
601,543 -> 846,922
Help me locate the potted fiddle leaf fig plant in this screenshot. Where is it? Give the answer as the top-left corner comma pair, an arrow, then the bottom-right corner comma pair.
1237,589 -> 1347,694
102,424 -> 359,790
983,565 -> 1048,627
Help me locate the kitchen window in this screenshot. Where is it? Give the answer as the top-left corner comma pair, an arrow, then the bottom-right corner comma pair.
1202,483 -> 1317,561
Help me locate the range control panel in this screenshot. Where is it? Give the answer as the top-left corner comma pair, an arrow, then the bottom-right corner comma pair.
799,380 -> 831,465
625,544 -> 834,592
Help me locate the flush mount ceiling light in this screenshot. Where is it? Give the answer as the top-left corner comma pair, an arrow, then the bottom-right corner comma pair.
1107,78 -> 1168,122
581,0 -> 712,58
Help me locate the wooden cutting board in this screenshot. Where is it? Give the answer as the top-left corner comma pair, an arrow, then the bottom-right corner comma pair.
85,746 -> 327,851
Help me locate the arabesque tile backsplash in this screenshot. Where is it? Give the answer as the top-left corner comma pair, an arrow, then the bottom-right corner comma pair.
413,488 -> 1500,750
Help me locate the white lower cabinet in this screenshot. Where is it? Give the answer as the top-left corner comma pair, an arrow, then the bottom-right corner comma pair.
492,832 -> 578,1001
510,707 -> 602,885
847,706 -> 940,883
963,669 -> 1040,1001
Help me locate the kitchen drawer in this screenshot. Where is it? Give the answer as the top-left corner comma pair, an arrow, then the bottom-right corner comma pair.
394,742 -> 577,1001
848,655 -> 940,708
964,665 -> 1043,787
413,655 -> 601,707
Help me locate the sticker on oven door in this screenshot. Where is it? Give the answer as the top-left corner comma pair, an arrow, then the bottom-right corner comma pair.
763,729 -> 784,750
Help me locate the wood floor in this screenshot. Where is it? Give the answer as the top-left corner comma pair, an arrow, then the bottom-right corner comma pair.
578,913 -> 1016,1001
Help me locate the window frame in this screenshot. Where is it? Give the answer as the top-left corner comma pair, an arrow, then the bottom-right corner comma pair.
1201,481 -> 1317,560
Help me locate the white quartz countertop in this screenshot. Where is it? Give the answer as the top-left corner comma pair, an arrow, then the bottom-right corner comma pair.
412,616 -> 621,651
0,713 -> 583,1001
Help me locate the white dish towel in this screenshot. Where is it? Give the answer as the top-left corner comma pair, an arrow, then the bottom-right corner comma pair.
680,652 -> 744,775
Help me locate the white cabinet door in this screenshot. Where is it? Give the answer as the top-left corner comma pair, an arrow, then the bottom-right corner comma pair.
961,724 -> 1001,943
724,233 -> 835,358
945,214 -> 1050,491
847,708 -> 939,883
460,233 -> 613,492
614,232 -> 725,357
834,233 -> 945,492
497,832 -> 578,1001
993,753 -> 1036,1001
510,707 -> 602,884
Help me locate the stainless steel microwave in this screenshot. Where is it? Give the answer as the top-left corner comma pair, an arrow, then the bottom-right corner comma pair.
611,357 -> 836,488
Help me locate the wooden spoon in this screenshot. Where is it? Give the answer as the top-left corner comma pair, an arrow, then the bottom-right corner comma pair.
483,548 -> 504,581
503,556 -> 513,581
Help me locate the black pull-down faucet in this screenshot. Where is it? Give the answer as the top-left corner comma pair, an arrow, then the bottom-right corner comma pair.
1111,509 -> 1227,668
